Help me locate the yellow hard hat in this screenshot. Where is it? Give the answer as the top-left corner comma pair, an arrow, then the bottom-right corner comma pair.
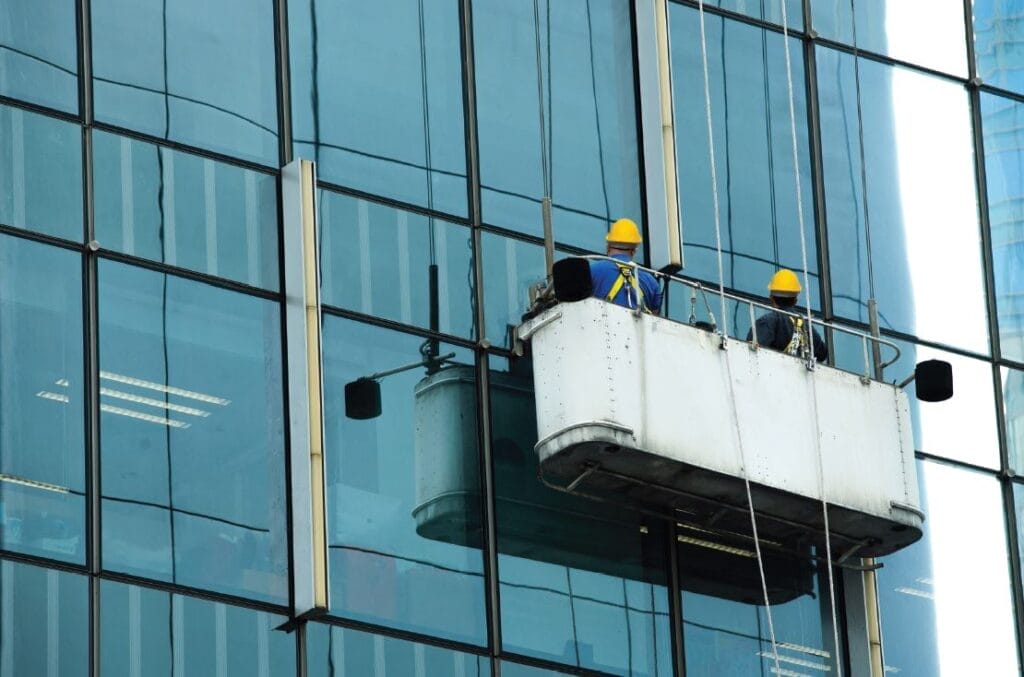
768,269 -> 801,296
606,218 -> 642,246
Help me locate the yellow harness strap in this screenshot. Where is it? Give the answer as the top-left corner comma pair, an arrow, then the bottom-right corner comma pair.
605,263 -> 647,310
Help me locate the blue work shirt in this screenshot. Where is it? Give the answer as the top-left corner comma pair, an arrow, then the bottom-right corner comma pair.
590,254 -> 662,312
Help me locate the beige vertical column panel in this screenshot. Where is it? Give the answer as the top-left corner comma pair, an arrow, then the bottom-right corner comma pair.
282,159 -> 330,617
635,0 -> 682,272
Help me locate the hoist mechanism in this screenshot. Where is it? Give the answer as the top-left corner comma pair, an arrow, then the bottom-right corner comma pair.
511,259 -> 952,563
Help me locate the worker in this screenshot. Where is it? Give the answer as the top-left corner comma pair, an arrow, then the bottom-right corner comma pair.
589,218 -> 662,313
747,269 -> 827,362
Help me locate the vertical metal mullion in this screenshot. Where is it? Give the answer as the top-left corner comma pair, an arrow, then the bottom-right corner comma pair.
993,362 -> 1024,671
667,524 -> 685,677
274,0 -> 293,167
459,0 -> 500,660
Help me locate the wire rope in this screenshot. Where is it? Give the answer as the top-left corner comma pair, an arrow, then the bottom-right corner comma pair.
695,2 -> 782,673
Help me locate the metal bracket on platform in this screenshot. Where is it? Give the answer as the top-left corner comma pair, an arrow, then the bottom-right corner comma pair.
566,463 -> 601,492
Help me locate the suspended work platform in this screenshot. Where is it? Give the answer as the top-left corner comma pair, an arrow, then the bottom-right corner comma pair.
515,297 -> 923,559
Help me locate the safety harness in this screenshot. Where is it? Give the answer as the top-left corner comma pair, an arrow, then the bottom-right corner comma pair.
784,316 -> 810,358
605,262 -> 648,312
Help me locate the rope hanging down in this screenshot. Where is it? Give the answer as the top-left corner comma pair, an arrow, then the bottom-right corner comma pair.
695,1 -> 782,674
777,0 -> 843,672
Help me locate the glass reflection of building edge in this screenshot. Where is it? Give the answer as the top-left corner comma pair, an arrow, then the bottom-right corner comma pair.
0,0 -> 1021,675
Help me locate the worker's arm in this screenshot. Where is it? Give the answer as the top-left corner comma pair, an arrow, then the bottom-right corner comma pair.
813,328 -> 829,363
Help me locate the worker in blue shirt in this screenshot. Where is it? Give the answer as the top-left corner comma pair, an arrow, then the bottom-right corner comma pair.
747,269 -> 828,362
589,218 -> 662,313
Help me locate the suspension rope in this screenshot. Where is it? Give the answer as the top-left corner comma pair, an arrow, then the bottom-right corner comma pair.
696,3 -> 782,673
778,1 -> 843,672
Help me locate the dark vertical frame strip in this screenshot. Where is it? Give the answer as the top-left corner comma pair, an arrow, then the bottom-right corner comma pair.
274,0 -> 293,167
629,0 -> 653,268
667,523 -> 686,676
459,0 -> 501,658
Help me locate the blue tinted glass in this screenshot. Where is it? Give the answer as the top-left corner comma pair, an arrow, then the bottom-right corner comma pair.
817,48 -> 987,353
99,262 -> 287,602
683,562 -> 839,675
812,0 -> 967,76
101,580 -> 295,676
670,7 -> 818,306
878,461 -> 1017,675
1004,367 -> 1024,472
500,662 -> 570,676
0,560 -> 88,677
0,0 -> 78,113
323,316 -> 485,643
319,191 -> 475,338
700,0 -> 802,28
489,360 -> 672,675
290,0 -> 467,215
0,105 -> 81,240
480,233 -> 578,348
975,0 -> 1024,95
982,94 -> 1024,362
307,624 -> 491,676
94,131 -> 279,289
0,235 -> 84,563
92,0 -> 278,165
474,0 -> 642,248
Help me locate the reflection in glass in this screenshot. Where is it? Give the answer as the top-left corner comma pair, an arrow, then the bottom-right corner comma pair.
481,233 -> 578,349
99,262 -> 287,603
982,94 -> 1024,362
91,0 -> 278,164
683,565 -> 838,677
671,6 -> 818,303
488,357 -> 671,675
0,104 -> 82,241
0,559 -> 87,677
94,131 -> 279,289
323,317 -> 486,644
1003,367 -> 1024,472
817,48 -> 986,352
975,0 -> 1024,95
289,0 -> 466,215
319,191 -> 475,339
0,235 -> 84,563
877,461 -> 1017,675
500,661 -> 571,676
833,332 -> 999,468
474,0 -> 642,248
307,623 -> 490,677
0,0 -> 78,112
811,0 -> 967,77
101,580 -> 294,676
699,0 -> 801,28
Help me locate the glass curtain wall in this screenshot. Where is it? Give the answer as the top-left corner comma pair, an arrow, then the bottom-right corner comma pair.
1,0 -> 1024,676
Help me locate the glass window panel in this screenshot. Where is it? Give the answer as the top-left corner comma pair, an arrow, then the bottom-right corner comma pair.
307,623 -> 491,676
98,262 -> 287,603
489,357 -> 672,675
500,661 -> 573,676
319,191 -> 475,338
474,0 -> 643,248
811,0 -> 967,77
481,233 -> 580,349
696,0 -> 802,28
1002,367 -> 1024,471
975,0 -> 1024,95
0,560 -> 87,677
982,93 -> 1024,362
91,0 -> 278,165
289,0 -> 467,216
93,131 -> 279,289
877,461 -> 1017,675
0,105 -> 82,241
0,0 -> 78,113
818,48 -> 987,353
670,7 -> 819,305
100,580 -> 295,676
322,316 -> 485,644
834,333 -> 999,468
0,235 -> 84,563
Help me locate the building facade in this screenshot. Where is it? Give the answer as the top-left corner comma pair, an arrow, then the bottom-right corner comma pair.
0,0 -> 1022,675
